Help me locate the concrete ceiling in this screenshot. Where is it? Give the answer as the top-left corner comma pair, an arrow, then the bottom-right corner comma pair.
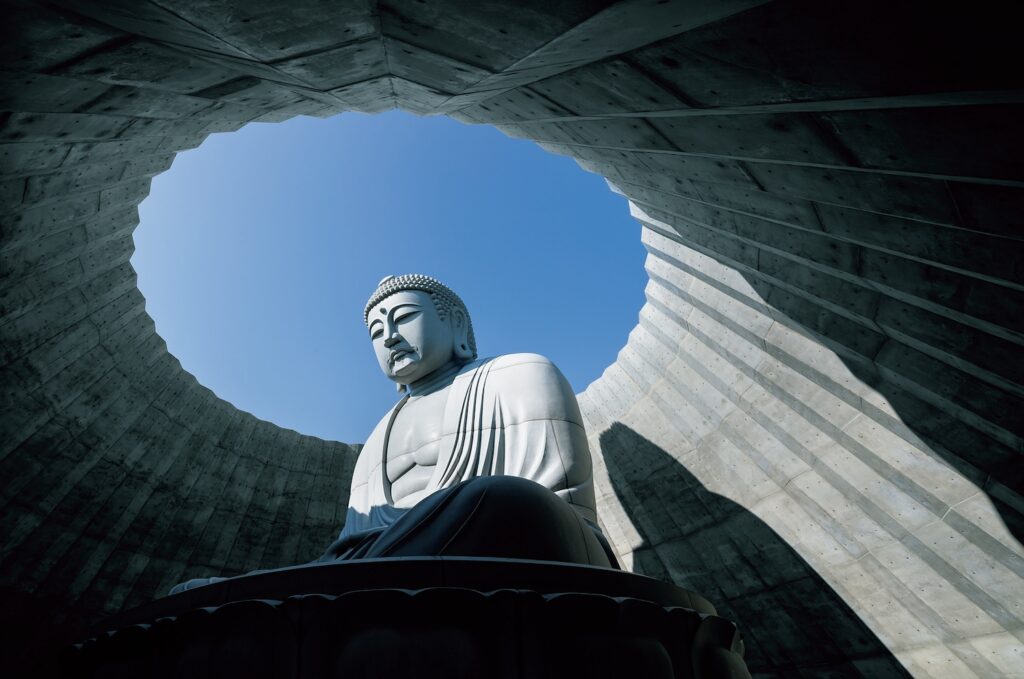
1,1 -> 1022,676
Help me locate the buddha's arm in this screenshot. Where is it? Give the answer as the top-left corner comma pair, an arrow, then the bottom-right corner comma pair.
489,354 -> 598,522
330,411 -> 392,542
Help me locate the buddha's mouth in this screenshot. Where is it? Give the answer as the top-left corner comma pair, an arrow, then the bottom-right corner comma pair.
390,350 -> 418,374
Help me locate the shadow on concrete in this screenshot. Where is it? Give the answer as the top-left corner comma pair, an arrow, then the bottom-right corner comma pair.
739,272 -> 1024,549
600,423 -> 909,678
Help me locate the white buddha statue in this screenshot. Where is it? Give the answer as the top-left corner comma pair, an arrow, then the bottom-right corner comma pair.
171,274 -> 615,593
319,274 -> 615,566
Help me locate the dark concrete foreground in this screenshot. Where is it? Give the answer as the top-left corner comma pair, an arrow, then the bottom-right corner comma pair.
65,559 -> 748,679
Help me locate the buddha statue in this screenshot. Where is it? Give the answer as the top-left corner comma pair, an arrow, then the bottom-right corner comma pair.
318,274 -> 616,566
171,274 -> 614,594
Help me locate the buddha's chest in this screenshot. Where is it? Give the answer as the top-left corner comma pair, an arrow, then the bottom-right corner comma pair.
372,391 -> 450,506
387,392 -> 447,461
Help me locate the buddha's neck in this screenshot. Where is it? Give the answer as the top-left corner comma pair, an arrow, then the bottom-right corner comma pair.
406,359 -> 464,397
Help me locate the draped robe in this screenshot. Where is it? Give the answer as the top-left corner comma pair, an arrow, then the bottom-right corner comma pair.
331,353 -> 599,555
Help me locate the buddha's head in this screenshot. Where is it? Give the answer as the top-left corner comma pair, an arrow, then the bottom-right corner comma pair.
364,274 -> 477,389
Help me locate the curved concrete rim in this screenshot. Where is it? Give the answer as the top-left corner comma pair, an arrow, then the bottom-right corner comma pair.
2,2 -> 1022,676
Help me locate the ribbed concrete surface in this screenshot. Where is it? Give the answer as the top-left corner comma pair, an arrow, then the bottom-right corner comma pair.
581,211 -> 1022,675
1,2 -> 1022,676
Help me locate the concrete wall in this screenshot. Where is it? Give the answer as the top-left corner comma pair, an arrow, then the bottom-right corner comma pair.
581,210 -> 1022,675
1,1 -> 1022,676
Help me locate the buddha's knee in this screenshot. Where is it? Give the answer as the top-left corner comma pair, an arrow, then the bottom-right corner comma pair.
447,476 -> 593,551
454,476 -> 567,518
469,477 -> 613,566
375,476 -> 605,565
458,474 -> 551,497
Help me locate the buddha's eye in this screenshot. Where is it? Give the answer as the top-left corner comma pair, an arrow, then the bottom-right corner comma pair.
370,325 -> 383,339
394,310 -> 420,324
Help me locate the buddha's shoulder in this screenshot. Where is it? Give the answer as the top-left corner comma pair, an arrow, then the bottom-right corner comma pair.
489,352 -> 559,370
456,353 -> 562,380
456,353 -> 577,403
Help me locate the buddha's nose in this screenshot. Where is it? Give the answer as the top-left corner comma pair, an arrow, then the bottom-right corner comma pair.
384,335 -> 400,348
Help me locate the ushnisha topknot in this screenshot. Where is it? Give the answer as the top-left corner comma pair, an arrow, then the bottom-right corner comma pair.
364,274 -> 477,359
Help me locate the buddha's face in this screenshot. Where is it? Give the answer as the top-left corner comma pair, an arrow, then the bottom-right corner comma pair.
368,290 -> 458,386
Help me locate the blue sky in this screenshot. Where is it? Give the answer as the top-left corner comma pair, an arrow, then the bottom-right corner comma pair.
133,110 -> 645,443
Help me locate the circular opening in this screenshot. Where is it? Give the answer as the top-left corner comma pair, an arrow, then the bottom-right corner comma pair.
132,111 -> 645,442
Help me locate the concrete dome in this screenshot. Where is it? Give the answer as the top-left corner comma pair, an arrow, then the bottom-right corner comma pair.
1,2 -> 1021,676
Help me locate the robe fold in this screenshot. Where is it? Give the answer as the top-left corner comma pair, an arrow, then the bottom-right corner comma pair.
332,353 -> 599,553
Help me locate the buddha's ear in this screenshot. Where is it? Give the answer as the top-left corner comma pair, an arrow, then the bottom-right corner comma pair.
450,308 -> 473,361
